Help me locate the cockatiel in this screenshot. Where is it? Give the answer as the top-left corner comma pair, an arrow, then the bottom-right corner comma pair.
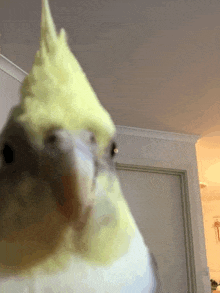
0,0 -> 159,291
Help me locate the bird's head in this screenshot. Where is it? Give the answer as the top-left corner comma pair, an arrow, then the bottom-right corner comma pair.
0,0 -> 135,277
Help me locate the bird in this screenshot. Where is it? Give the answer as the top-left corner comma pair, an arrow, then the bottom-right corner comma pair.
0,0 -> 159,291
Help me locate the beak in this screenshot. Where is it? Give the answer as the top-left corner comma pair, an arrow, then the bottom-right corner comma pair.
43,129 -> 96,230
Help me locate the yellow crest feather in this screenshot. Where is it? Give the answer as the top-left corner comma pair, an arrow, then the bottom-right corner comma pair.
16,0 -> 115,153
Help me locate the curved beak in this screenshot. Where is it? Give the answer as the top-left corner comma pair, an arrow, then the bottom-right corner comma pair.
60,137 -> 96,229
42,129 -> 96,230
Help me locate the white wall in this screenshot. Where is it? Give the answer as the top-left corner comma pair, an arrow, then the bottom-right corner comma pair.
115,126 -> 210,292
200,188 -> 220,284
0,54 -> 27,131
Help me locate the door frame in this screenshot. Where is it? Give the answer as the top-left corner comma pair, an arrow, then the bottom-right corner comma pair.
116,163 -> 196,292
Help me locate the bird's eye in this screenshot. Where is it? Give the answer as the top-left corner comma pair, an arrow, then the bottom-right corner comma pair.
111,142 -> 118,158
2,143 -> 14,164
46,134 -> 57,144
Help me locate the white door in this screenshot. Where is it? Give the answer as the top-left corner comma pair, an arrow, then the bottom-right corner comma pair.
117,167 -> 191,293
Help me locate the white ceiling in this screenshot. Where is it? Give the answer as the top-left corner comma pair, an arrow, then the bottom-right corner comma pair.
2,0 -> 220,188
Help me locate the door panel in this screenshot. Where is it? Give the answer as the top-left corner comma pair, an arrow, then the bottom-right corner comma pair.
117,168 -> 188,293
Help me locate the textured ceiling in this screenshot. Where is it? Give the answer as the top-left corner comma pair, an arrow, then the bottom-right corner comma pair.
2,0 -> 220,189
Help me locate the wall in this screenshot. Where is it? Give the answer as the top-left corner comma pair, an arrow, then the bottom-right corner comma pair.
0,54 -> 26,130
200,187 -> 220,284
196,137 -> 220,287
115,127 -> 210,292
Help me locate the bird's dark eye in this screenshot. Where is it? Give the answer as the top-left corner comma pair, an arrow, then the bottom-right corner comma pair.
111,142 -> 118,158
45,134 -> 57,144
2,143 -> 14,164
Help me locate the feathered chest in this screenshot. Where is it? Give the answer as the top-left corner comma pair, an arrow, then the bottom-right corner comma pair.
0,229 -> 156,293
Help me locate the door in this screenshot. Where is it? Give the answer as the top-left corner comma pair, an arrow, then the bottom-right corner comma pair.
117,165 -> 194,293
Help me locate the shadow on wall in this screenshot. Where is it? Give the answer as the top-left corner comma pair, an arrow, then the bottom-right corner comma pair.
150,252 -> 164,293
